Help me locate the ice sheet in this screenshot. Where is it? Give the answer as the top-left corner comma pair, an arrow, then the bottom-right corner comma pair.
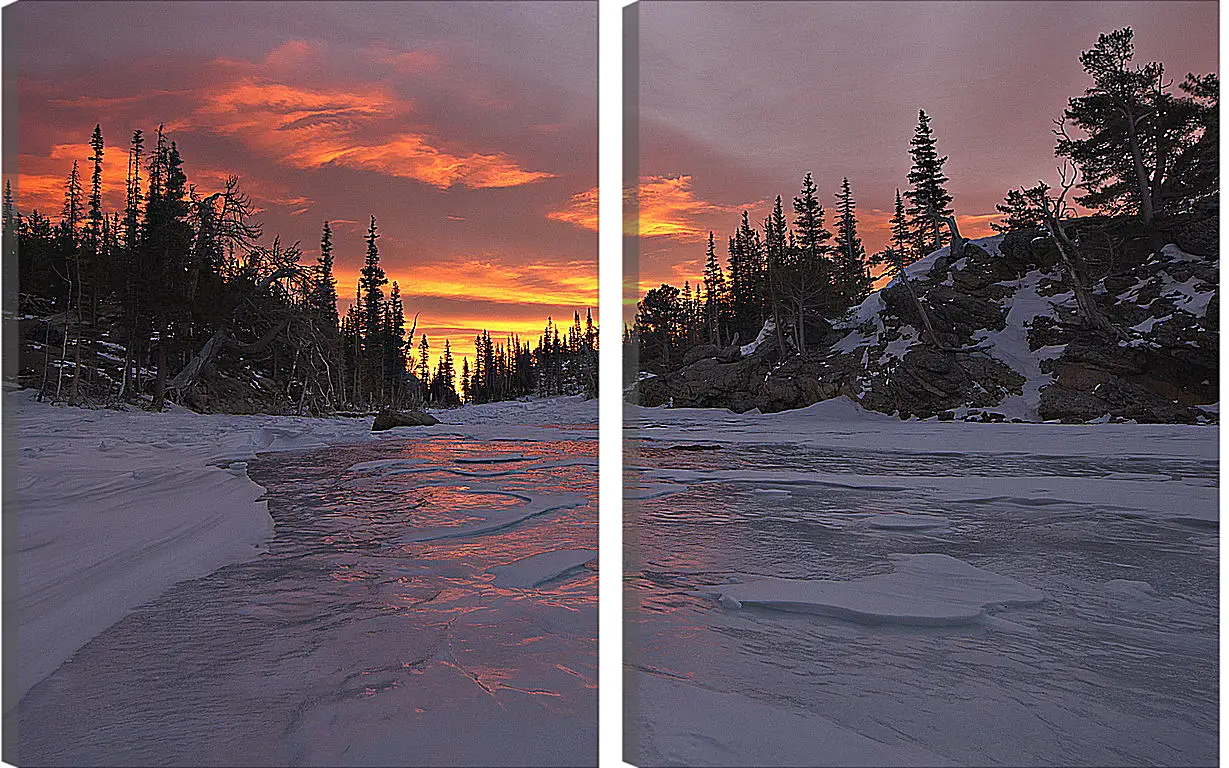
713,554 -> 1046,626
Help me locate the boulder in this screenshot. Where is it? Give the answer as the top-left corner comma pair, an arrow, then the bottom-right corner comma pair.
1172,214 -> 1218,258
681,343 -> 720,366
372,409 -> 439,431
716,343 -> 743,363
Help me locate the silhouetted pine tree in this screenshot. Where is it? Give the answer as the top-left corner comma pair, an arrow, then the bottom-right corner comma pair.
701,231 -> 727,345
358,215 -> 387,397
904,110 -> 953,260
991,189 -> 1043,233
309,221 -> 339,326
833,177 -> 870,304
61,161 -> 83,240
1056,27 -> 1218,247
86,125 -> 105,250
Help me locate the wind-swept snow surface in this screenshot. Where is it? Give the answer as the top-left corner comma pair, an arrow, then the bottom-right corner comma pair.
8,390 -> 372,706
626,404 -> 1217,766
9,390 -> 595,713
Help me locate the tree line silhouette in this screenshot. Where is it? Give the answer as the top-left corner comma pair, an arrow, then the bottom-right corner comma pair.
7,125 -> 597,413
629,27 -> 1217,372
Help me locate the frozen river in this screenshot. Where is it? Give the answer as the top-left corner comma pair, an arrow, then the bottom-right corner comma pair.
16,432 -> 597,766
625,402 -> 1217,767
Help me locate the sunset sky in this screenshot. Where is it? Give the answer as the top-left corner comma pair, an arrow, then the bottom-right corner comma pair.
9,0 -> 597,367
629,0 -> 1218,312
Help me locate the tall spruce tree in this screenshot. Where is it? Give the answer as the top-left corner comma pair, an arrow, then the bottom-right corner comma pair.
890,189 -> 910,256
62,161 -> 83,240
123,130 -> 144,249
762,194 -> 791,351
359,216 -> 387,336
701,231 -> 727,345
791,172 -> 837,319
731,210 -> 765,334
86,125 -> 105,249
310,221 -> 339,326
833,177 -> 870,304
792,172 -> 832,269
141,126 -> 193,410
356,216 -> 388,399
904,110 -> 953,260
386,280 -> 405,393
1056,27 -> 1217,242
417,333 -> 430,387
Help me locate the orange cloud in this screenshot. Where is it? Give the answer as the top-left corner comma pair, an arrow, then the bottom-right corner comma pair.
15,142 -> 128,214
632,175 -> 752,241
850,208 -> 1001,255
189,77 -> 552,189
547,186 -> 598,231
955,212 -> 1000,240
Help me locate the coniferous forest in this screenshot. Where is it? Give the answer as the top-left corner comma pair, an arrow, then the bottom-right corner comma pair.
7,125 -> 597,415
628,28 -> 1218,375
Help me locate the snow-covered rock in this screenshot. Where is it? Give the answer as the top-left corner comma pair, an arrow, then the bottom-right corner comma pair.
633,214 -> 1218,424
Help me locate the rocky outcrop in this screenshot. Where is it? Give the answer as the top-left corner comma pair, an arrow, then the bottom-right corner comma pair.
681,343 -> 720,366
371,409 -> 440,431
629,214 -> 1218,424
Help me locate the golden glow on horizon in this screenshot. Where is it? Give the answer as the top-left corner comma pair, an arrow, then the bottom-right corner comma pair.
339,308 -> 596,374
333,257 -> 596,310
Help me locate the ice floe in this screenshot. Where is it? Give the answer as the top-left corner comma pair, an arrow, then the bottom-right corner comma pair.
713,554 -> 1045,626
490,548 -> 596,588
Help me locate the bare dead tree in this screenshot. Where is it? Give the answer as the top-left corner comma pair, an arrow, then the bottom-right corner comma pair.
1022,161 -> 1127,341
939,212 -> 966,263
877,244 -> 988,355
167,238 -> 305,395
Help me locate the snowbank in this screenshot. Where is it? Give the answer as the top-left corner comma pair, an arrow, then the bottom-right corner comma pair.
9,390 -> 596,707
7,390 -> 376,706
629,674 -> 952,767
626,400 -> 1217,463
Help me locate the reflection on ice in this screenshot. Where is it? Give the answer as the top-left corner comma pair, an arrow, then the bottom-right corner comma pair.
17,435 -> 597,767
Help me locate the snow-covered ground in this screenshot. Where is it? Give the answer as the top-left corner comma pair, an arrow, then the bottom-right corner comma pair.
8,389 -> 595,708
626,401 -> 1217,766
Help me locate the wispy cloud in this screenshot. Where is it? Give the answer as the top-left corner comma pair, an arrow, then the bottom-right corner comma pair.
633,175 -> 756,241
547,186 -> 598,231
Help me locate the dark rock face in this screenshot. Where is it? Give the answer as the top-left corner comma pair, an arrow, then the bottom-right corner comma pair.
1173,215 -> 1218,258
857,348 -> 1025,420
681,343 -> 720,367
635,355 -> 773,413
371,409 -> 440,431
630,213 -> 1218,424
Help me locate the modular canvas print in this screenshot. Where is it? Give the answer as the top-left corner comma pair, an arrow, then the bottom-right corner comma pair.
624,2 -> 1218,765
4,2 -> 597,765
